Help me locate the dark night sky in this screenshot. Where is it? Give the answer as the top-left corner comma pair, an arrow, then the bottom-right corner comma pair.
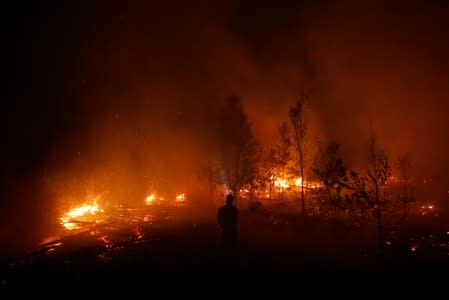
1,1 -> 449,246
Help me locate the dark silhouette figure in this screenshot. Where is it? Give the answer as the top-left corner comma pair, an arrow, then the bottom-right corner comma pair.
217,194 -> 238,248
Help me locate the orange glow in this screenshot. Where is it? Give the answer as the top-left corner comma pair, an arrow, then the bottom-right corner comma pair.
175,193 -> 185,202
294,177 -> 303,187
274,178 -> 289,189
145,194 -> 156,205
60,199 -> 103,230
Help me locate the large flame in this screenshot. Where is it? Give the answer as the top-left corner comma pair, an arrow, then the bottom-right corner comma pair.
145,194 -> 156,205
60,199 -> 103,230
175,193 -> 185,202
274,178 -> 290,189
145,192 -> 185,205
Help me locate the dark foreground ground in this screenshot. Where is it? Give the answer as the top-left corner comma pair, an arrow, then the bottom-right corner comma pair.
1,206 -> 448,294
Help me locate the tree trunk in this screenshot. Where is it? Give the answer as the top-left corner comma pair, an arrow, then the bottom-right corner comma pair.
372,137 -> 384,260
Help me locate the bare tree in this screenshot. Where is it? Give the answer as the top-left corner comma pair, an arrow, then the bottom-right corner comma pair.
289,94 -> 308,218
340,138 -> 416,260
367,131 -> 390,259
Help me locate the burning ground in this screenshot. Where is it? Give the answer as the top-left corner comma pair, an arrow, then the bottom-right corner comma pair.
1,195 -> 448,290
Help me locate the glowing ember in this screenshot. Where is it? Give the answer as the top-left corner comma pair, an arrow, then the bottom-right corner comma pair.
145,194 -> 156,205
175,193 -> 185,202
428,205 -> 433,209
411,246 -> 417,252
60,199 -> 103,230
294,177 -> 303,186
66,201 -> 101,218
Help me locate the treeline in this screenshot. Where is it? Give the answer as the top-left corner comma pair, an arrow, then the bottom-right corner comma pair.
202,94 -> 415,258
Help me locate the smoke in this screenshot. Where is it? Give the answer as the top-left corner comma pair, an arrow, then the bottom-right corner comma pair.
298,0 -> 449,176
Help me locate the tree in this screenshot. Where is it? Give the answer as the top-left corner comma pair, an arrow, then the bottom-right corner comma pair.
313,141 -> 349,215
343,131 -> 390,259
199,158 -> 221,203
275,122 -> 292,201
218,95 -> 260,206
289,94 -> 308,218
367,131 -> 390,259
255,146 -> 278,200
382,154 -> 414,232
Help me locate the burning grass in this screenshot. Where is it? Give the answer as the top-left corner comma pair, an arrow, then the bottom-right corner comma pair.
59,198 -> 105,231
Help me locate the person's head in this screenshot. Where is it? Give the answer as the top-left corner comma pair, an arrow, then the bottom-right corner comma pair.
226,194 -> 234,205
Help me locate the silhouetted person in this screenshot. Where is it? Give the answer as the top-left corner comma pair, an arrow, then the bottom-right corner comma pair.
217,194 -> 238,248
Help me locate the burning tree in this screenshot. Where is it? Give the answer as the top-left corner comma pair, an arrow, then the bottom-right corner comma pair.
218,95 -> 260,205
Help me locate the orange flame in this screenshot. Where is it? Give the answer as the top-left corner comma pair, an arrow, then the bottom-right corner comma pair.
60,199 -> 103,230
145,194 -> 156,205
274,178 -> 289,188
175,193 -> 185,202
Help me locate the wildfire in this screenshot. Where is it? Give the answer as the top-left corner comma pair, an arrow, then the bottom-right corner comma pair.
145,194 -> 156,205
274,178 -> 289,189
175,193 -> 185,202
294,177 -> 303,187
60,199 -> 104,230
